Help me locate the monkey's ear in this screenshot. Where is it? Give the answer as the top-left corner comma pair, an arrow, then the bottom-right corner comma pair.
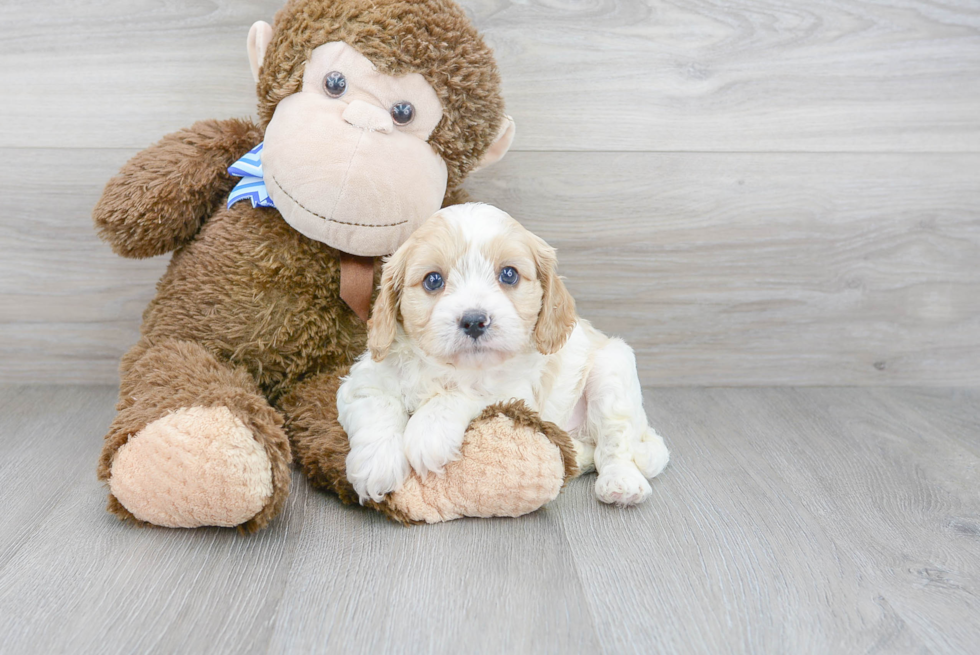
473,116 -> 516,172
247,21 -> 275,83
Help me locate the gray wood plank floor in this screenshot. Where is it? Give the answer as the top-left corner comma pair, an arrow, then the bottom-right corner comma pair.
1,385 -> 977,655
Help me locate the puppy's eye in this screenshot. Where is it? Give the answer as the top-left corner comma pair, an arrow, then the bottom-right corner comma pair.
498,266 -> 519,286
422,271 -> 444,292
323,71 -> 347,98
391,102 -> 415,125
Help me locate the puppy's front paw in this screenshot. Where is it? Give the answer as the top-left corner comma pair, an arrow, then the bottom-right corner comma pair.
403,414 -> 467,478
346,434 -> 411,504
595,462 -> 653,507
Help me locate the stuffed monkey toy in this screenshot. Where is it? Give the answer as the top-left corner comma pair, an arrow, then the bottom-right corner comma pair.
94,0 -> 577,531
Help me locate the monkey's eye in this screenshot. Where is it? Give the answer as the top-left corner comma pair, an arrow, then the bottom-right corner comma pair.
422,271 -> 444,292
498,267 -> 519,286
391,102 -> 415,125
323,71 -> 347,98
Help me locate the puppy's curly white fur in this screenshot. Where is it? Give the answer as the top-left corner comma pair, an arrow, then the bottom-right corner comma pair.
338,203 -> 669,505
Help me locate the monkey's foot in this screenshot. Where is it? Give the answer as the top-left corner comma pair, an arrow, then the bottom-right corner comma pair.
385,401 -> 579,523
108,406 -> 274,528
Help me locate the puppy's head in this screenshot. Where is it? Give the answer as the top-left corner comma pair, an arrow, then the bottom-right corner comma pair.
368,203 -> 576,367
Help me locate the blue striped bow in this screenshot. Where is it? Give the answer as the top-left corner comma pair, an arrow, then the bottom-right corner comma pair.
227,143 -> 276,209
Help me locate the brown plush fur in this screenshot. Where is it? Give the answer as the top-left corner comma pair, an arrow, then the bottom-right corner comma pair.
133,192 -> 375,402
278,368 -> 414,524
97,338 -> 292,533
95,119 -> 264,259
257,0 -> 505,199
93,0 -> 554,530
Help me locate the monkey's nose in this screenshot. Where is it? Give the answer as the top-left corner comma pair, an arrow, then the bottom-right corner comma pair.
459,311 -> 490,340
342,100 -> 394,134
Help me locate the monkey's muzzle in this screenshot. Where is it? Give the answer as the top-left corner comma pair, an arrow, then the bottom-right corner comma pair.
262,92 -> 448,258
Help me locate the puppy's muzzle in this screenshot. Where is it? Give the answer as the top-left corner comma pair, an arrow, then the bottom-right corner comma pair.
459,311 -> 490,340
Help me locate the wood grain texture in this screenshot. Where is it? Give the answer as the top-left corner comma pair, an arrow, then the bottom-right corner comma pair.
0,148 -> 166,383
264,500 -> 601,655
553,386 -> 980,654
468,151 -> 980,386
1,0 -> 978,152
3,148 -> 977,385
2,0 -> 979,384
1,385 -> 978,654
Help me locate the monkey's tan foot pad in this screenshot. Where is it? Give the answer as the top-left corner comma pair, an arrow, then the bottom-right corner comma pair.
108,406 -> 273,528
385,402 -> 579,524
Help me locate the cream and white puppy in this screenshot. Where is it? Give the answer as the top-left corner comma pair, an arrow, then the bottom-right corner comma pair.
338,203 -> 669,507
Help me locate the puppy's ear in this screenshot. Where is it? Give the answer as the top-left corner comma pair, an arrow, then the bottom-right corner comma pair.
367,248 -> 408,361
532,237 -> 576,355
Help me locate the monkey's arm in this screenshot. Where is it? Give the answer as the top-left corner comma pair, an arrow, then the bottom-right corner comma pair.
94,118 -> 263,258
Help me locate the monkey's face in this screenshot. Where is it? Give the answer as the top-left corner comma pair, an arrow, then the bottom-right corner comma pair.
261,42 -> 448,257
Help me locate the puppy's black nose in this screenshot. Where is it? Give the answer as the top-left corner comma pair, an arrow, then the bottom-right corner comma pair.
459,311 -> 490,339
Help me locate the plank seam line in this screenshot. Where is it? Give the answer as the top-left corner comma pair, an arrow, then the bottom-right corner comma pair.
1,147 -> 980,156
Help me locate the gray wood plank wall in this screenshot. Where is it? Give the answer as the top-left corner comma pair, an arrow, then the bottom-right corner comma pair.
2,0 -> 978,385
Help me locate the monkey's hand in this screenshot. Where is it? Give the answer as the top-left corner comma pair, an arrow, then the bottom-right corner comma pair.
403,393 -> 484,478
388,401 -> 579,523
94,118 -> 263,258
